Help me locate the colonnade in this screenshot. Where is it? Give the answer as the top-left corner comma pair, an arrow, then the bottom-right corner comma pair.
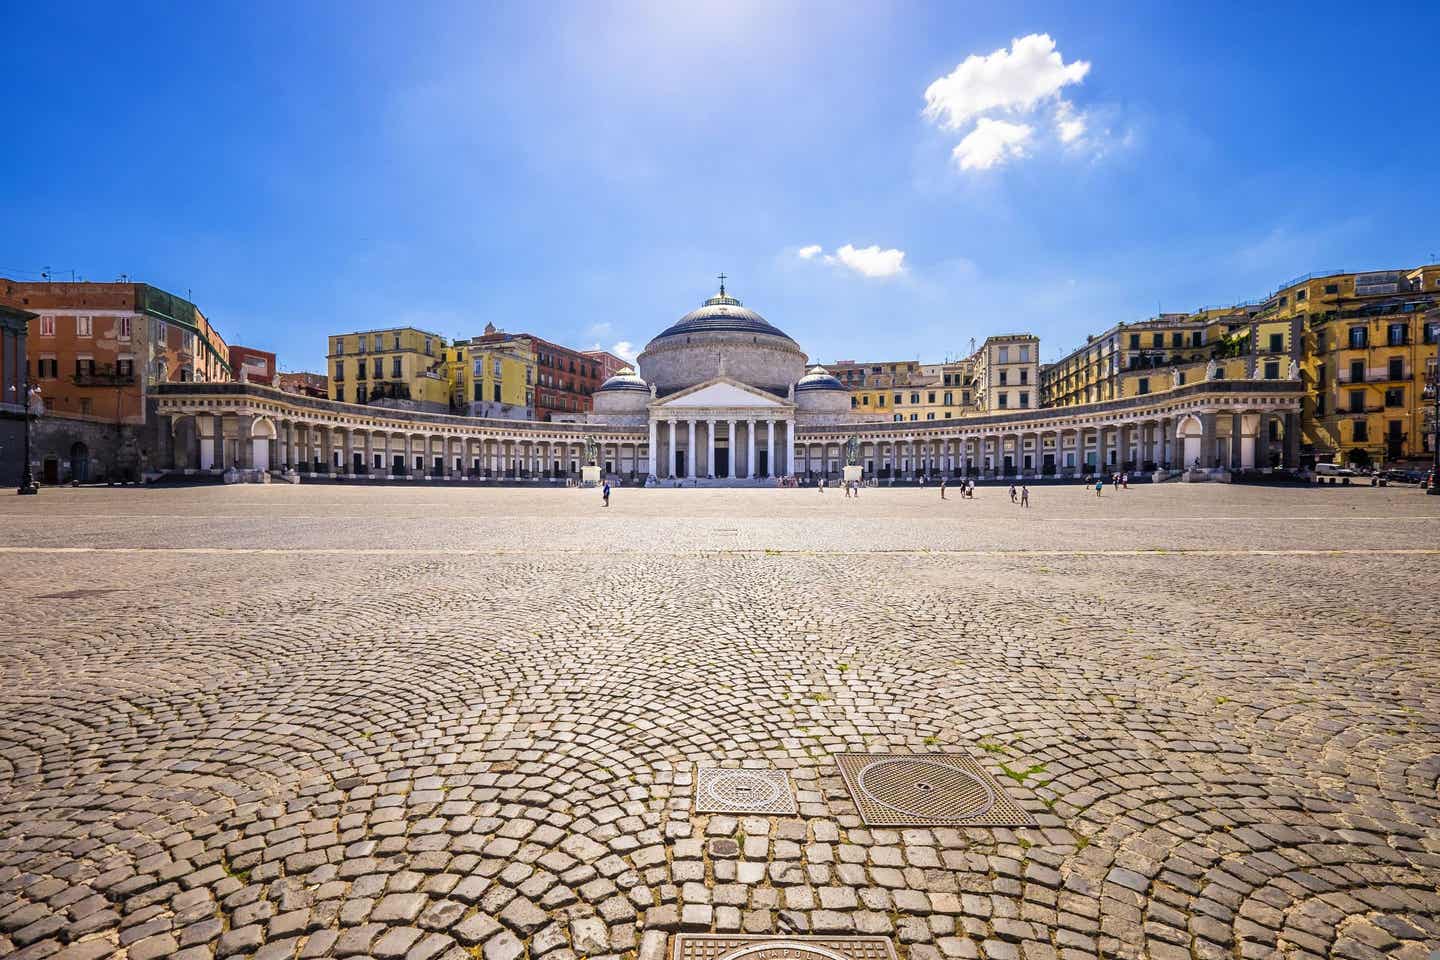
646,416 -> 791,479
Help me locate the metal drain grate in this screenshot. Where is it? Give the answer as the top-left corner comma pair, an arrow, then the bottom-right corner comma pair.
695,767 -> 797,815
673,935 -> 896,960
835,752 -> 1035,827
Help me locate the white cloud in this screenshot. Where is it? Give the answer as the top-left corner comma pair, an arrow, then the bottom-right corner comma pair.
585,320 -> 613,338
824,244 -> 906,278
951,119 -> 1032,170
923,33 -> 1090,131
1055,100 -> 1086,144
609,340 -> 638,365
797,244 -> 823,260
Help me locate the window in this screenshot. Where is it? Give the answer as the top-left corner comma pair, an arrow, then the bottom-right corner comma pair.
1137,378 -> 1150,395
1296,289 -> 1307,302
999,371 -> 1008,386
926,413 -> 935,420
945,412 -> 952,419
424,338 -> 432,355
357,336 -> 366,353
116,357 -> 133,377
75,355 -> 94,377
357,359 -> 367,379
374,335 -> 383,351
492,359 -> 502,377
1191,331 -> 1203,347
893,414 -> 902,422
38,355 -> 58,378
76,316 -> 92,337
877,395 -> 885,408
962,391 -> 969,405
943,392 -> 952,405
998,393 -> 1008,409
336,385 -> 345,402
1348,389 -> 1364,413
1128,333 -> 1140,349
1324,283 -> 1339,295
1269,333 -> 1283,353
1018,391 -> 1029,407
1152,333 -> 1164,348
1350,360 -> 1365,383
118,317 -> 131,339
1387,323 -> 1408,346
1348,326 -> 1367,349
1425,321 -> 1439,344
493,384 -> 501,402
1019,346 -> 1029,363
1020,369 -> 1029,385
80,397 -> 92,415
1264,361 -> 1279,380
893,393 -> 902,405
334,337 -> 344,355
1384,387 -> 1403,407
998,347 -> 1009,364
393,334 -> 401,350
40,315 -> 55,337
392,357 -> 402,377
1389,357 -> 1404,380
1352,420 -> 1368,442
927,391 -> 935,403
334,361 -> 345,380
909,413 -> 917,421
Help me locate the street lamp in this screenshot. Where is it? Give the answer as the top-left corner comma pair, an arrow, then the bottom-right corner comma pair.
1425,370 -> 1439,495
17,376 -> 41,495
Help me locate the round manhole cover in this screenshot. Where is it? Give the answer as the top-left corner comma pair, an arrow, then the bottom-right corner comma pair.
856,756 -> 997,821
704,770 -> 785,810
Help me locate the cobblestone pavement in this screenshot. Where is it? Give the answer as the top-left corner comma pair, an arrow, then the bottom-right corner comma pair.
3,485 -> 1439,960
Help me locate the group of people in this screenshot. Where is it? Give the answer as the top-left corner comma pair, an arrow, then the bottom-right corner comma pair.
1084,471 -> 1130,497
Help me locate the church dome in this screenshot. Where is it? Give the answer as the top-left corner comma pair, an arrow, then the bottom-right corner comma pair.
596,366 -> 648,394
651,291 -> 798,345
638,281 -> 808,398
794,365 -> 845,392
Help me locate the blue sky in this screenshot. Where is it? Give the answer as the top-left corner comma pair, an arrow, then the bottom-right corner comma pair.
3,1 -> 1437,372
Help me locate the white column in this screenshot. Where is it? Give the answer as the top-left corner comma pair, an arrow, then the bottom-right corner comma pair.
728,420 -> 737,478
667,419 -> 676,478
746,419 -> 756,479
648,418 -> 658,476
707,419 -> 716,477
687,418 -> 696,479
766,419 -> 775,478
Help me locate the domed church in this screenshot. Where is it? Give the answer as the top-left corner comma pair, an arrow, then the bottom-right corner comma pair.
590,279 -> 878,480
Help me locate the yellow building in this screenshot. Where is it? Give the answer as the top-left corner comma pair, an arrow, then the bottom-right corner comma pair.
445,336 -> 536,419
327,326 -> 447,410
1266,266 -> 1440,465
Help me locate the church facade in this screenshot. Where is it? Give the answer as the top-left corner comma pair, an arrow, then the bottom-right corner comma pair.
144,283 -> 1308,483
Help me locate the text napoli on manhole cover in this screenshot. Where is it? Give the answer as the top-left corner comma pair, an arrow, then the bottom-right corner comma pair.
694,767 -> 798,815
672,934 -> 898,960
835,752 -> 1035,827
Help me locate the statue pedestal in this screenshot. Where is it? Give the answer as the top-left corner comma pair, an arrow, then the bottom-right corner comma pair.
843,466 -> 863,484
580,465 -> 601,487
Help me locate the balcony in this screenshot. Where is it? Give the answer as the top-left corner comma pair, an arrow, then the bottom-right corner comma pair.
73,371 -> 136,387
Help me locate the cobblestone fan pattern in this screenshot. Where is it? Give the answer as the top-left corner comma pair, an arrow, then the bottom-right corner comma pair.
1,487 -> 1439,960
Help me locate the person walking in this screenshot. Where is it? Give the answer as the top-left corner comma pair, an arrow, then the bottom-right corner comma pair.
1020,484 -> 1030,508
1008,483 -> 1017,504
940,478 -> 948,500
1095,477 -> 1104,497
1121,472 -> 1129,489
602,481 -> 611,507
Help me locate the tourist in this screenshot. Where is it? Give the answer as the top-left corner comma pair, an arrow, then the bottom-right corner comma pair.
844,480 -> 852,498
1008,483 -> 1017,503
1121,472 -> 1129,489
1095,477 -> 1104,497
940,478 -> 947,500
602,481 -> 611,507
1021,484 -> 1030,508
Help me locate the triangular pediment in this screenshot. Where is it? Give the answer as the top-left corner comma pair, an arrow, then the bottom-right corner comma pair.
654,377 -> 788,409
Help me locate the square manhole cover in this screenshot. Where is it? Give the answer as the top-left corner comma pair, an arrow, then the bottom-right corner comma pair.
835,752 -> 1035,827
695,767 -> 797,815
673,935 -> 897,960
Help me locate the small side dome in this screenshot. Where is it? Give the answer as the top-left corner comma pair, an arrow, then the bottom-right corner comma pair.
596,366 -> 649,393
794,365 -> 845,392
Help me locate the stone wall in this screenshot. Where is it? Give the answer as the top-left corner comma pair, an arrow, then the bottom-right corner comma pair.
639,333 -> 806,397
25,414 -> 155,484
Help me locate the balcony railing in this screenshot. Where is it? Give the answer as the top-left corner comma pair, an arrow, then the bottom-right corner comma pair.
73,371 -> 136,387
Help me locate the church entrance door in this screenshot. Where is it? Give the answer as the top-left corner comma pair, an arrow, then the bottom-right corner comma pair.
715,448 -> 729,477
757,451 -> 768,477
674,450 -> 686,478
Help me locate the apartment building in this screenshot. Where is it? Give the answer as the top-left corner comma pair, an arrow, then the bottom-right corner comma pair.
972,334 -> 1040,412
327,326 -> 448,410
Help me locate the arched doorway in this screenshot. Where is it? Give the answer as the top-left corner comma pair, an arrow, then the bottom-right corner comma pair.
251,418 -> 275,472
43,456 -> 60,485
69,442 -> 90,483
1175,415 -> 1203,469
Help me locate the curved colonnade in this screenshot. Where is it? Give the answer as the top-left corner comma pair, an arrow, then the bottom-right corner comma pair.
152,379 -> 1306,482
